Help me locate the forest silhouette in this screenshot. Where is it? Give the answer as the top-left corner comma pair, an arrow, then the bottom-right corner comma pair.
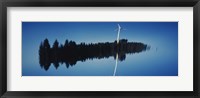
39,38 -> 149,71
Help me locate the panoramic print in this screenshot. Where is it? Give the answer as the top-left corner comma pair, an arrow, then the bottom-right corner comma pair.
22,22 -> 178,76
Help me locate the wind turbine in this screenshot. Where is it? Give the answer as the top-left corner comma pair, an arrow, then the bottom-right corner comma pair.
117,24 -> 121,44
116,24 -> 126,44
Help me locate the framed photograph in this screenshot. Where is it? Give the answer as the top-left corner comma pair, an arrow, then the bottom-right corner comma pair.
0,0 -> 199,98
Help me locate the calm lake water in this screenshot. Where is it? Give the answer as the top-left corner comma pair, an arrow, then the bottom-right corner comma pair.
22,46 -> 178,76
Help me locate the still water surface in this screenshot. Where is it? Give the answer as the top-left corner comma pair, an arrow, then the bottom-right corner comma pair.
22,46 -> 178,76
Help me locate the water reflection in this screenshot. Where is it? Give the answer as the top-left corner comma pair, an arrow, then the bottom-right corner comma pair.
39,38 -> 149,71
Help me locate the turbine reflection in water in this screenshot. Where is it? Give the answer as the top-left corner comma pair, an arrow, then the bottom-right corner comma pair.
113,53 -> 118,76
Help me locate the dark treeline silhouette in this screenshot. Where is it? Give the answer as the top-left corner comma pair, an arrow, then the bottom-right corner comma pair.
39,38 -> 150,71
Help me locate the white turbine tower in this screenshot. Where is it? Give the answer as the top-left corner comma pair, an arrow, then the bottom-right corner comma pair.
117,24 -> 121,44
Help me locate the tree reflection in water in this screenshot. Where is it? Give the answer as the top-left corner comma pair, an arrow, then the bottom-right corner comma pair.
39,38 -> 150,71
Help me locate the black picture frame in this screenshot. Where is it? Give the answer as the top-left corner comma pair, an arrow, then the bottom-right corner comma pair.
0,0 -> 200,98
